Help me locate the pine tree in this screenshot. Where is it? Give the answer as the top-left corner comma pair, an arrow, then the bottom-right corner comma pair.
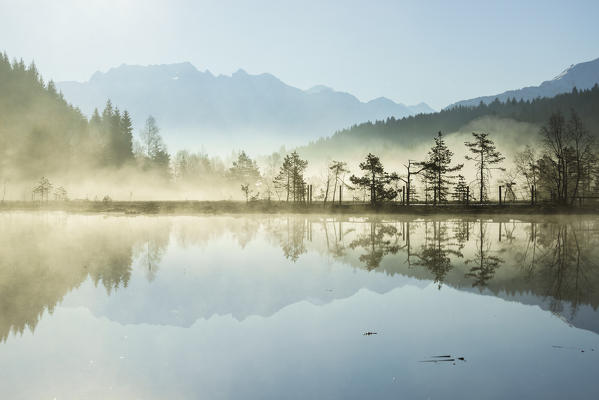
464,132 -> 505,203
90,108 -> 102,128
452,174 -> 468,203
289,151 -> 308,202
273,151 -> 308,203
229,151 -> 261,185
120,110 -> 134,163
349,153 -> 396,205
274,154 -> 292,202
423,132 -> 463,205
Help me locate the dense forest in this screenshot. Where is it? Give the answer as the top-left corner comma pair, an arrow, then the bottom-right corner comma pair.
0,53 -> 181,199
0,53 -> 147,179
301,84 -> 599,159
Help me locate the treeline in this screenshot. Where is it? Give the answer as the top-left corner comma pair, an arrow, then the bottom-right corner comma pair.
218,109 -> 597,207
3,51 -> 599,206
0,52 -> 139,180
301,84 -> 599,158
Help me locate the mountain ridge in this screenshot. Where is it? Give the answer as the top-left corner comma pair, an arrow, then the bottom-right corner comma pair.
57,63 -> 434,153
446,57 -> 599,109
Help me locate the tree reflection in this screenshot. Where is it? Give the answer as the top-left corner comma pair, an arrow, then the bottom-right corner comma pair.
525,221 -> 599,320
2,214 -> 599,343
349,221 -> 401,270
413,220 -> 463,289
0,215 -> 169,342
465,220 -> 504,288
279,216 -> 307,262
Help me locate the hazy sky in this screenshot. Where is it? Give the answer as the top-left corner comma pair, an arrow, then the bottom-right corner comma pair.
1,0 -> 598,109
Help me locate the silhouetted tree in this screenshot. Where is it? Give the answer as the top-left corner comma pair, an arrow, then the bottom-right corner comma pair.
514,145 -> 539,204
349,153 -> 397,205
465,132 -> 505,203
422,132 -> 463,204
452,174 -> 468,203
329,160 -> 349,202
397,160 -> 427,205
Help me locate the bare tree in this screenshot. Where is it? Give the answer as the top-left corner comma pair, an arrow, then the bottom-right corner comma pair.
514,145 -> 539,204
329,160 -> 349,203
397,160 -> 427,205
566,110 -> 594,204
240,184 -> 250,203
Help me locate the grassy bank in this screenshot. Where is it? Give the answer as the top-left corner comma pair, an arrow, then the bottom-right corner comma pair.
1,200 -> 599,216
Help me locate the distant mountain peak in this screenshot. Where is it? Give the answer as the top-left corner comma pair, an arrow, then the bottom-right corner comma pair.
552,64 -> 575,81
57,62 -> 432,152
447,57 -> 599,109
367,96 -> 397,105
306,85 -> 334,94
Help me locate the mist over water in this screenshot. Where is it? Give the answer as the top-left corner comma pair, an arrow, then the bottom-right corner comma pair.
1,212 -> 598,399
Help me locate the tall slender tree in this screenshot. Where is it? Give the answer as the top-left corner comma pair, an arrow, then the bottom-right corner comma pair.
423,132 -> 463,205
120,110 -> 134,163
329,160 -> 349,202
465,132 -> 505,203
273,151 -> 307,203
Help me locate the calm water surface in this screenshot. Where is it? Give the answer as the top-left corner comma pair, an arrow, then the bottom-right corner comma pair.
1,212 -> 598,399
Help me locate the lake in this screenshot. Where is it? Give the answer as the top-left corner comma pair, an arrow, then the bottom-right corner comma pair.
1,212 -> 598,399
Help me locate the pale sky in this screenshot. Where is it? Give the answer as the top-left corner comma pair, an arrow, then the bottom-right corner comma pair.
1,0 -> 598,109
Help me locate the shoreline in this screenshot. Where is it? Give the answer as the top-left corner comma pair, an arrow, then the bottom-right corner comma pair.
2,200 -> 599,216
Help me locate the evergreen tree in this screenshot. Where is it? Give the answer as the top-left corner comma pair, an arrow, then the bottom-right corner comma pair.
273,151 -> 308,203
229,151 -> 261,185
423,132 -> 463,205
90,108 -> 102,128
274,154 -> 293,202
465,132 -> 505,203
349,153 -> 397,205
120,110 -> 134,163
452,174 -> 469,203
289,151 -> 308,202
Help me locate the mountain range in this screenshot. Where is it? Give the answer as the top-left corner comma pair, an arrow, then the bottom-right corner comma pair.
446,57 -> 599,109
57,63 -> 433,153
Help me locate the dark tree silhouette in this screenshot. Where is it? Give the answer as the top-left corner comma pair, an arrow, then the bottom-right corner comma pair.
350,153 -> 397,205
422,132 -> 463,205
465,132 -> 505,203
329,160 -> 349,203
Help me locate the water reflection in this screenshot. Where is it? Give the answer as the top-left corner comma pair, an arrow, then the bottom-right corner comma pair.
2,212 -> 599,399
1,213 -> 599,342
465,221 -> 503,288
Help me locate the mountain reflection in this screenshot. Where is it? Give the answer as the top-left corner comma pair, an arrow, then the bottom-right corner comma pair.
1,213 -> 598,342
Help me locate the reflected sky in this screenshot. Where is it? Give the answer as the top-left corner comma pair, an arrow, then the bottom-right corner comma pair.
1,212 -> 598,399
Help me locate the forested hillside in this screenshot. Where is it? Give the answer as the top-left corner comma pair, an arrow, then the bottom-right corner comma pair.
301,85 -> 599,160
0,52 -> 136,182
